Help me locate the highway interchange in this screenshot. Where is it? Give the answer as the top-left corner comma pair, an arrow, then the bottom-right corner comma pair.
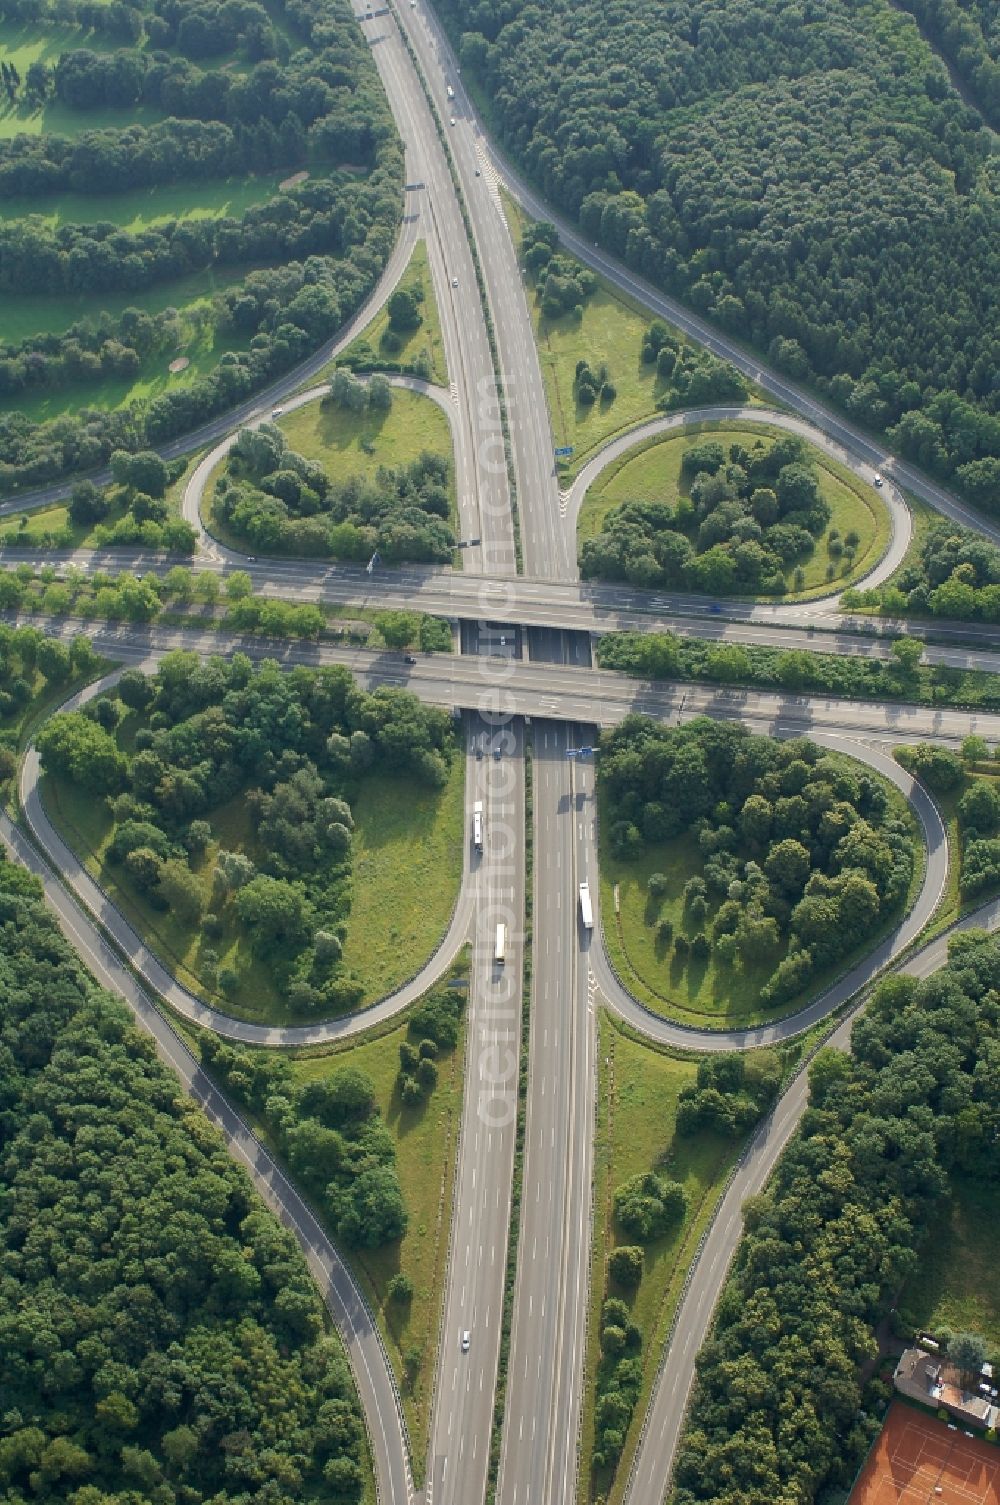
4,2 -> 1000,1504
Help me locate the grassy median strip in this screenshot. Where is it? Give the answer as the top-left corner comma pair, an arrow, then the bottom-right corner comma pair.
579,1014 -> 746,1505
338,236 -> 449,387
485,736 -> 532,1505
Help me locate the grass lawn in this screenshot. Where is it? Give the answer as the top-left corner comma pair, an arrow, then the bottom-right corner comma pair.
285,967 -> 469,1478
0,262 -> 250,346
276,385 -> 454,488
42,747 -> 465,1026
900,1173 -> 1000,1351
0,18 -> 166,139
338,237 -> 449,387
580,1012 -> 745,1505
339,756 -> 465,1006
0,171 -> 292,231
598,764 -> 925,1031
578,421 -> 889,599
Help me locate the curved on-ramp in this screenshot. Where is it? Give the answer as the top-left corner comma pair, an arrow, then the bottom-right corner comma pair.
566,406 -> 911,608
21,667 -> 477,1049
623,889 -> 1000,1505
589,733 -> 949,1052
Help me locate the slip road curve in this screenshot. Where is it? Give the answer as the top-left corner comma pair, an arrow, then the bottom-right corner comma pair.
20,665 -> 479,1048
587,733 -> 949,1052
0,802 -> 414,1505
566,406 -> 910,607
182,376 -> 462,557
624,891 -> 1000,1505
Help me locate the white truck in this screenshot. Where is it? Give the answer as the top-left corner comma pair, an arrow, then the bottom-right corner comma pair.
495,923 -> 506,965
579,881 -> 594,931
473,800 -> 484,853
446,84 -> 455,100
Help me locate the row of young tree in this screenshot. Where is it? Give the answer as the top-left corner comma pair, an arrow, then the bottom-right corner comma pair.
216,414 -> 456,563
845,520 -> 1000,622
600,716 -> 917,1007
581,433 -> 834,596
0,0 -> 403,490
596,626 -> 1000,714
0,173 -> 371,298
36,652 -> 458,1016
671,930 -> 1000,1505
438,0 -> 1000,512
0,854 -> 370,1504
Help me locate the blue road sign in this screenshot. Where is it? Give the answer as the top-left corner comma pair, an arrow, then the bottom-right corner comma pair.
554,445 -> 574,457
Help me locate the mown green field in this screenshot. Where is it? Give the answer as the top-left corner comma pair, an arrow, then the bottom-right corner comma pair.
0,17 -> 165,139
901,1173 -> 1000,1351
0,171 -> 292,230
276,385 -> 455,488
579,422 -> 889,598
581,1014 -> 744,1505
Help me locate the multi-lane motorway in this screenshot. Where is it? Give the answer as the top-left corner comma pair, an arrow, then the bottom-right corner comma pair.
5,3 -> 1000,1505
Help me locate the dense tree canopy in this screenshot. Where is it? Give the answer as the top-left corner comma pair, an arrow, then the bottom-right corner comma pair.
437,0 -> 1000,510
0,855 -> 370,1504
671,931 -> 1000,1505
601,716 -> 917,1006
38,652 -> 458,1014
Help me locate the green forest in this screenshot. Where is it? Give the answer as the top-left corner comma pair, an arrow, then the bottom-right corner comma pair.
0,0 -> 402,493
437,0 -> 1000,511
36,651 -> 457,1018
670,930 -> 1000,1505
0,854 -> 370,1504
600,716 -> 917,1008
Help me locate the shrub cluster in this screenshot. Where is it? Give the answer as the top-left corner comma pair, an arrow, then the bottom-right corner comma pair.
845,520 -> 1000,622
395,979 -> 465,1106
522,220 -> 598,319
596,626 -> 1000,713
895,741 -> 1000,898
202,1039 -> 409,1250
216,417 -> 456,562
581,434 -> 836,596
675,1050 -> 782,1135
